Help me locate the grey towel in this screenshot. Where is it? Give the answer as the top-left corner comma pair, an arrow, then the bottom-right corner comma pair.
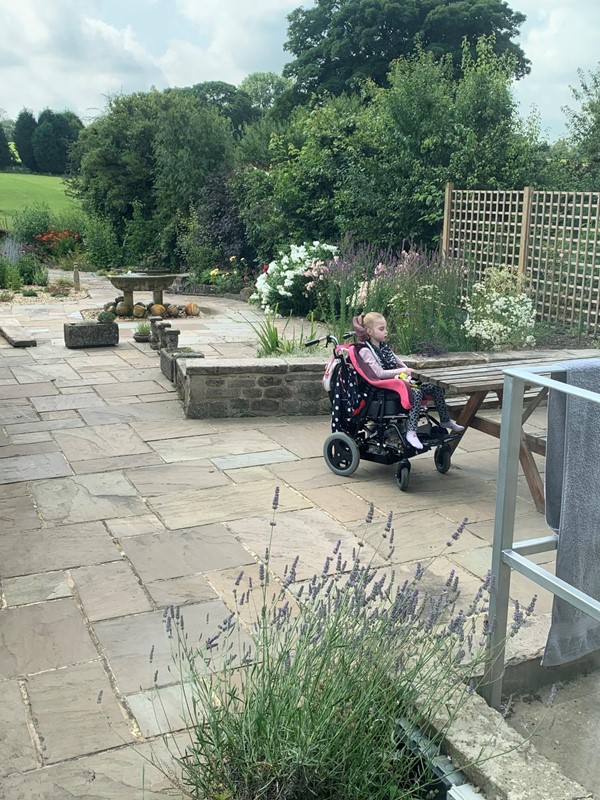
543,358 -> 600,666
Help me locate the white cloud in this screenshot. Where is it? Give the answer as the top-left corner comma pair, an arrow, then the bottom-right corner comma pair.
0,0 -> 598,141
511,0 -> 600,139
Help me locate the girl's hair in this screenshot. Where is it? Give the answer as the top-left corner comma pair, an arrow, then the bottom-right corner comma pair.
352,312 -> 385,342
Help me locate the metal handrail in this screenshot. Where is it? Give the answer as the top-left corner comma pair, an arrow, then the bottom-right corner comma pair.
482,362 -> 600,708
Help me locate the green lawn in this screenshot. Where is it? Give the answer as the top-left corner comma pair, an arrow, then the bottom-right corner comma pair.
0,172 -> 80,229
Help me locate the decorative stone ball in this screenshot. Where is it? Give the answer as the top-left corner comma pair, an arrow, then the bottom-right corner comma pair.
150,304 -> 166,317
166,304 -> 179,318
103,301 -> 113,311
115,301 -> 131,316
185,302 -> 200,316
132,304 -> 147,318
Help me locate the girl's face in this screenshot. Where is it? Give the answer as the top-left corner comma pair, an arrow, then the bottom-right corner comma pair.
367,318 -> 388,344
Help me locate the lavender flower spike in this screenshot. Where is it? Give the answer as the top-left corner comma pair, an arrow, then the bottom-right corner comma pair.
272,486 -> 280,510
365,501 -> 375,524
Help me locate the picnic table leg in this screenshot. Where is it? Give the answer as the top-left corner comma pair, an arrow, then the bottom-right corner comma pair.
518,435 -> 545,513
449,391 -> 487,453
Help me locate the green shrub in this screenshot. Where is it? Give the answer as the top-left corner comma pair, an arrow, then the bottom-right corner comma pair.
97,310 -> 116,323
135,320 -> 151,334
17,253 -> 39,285
0,290 -> 14,302
11,203 -> 54,245
33,266 -> 49,286
81,215 -> 123,270
0,260 -> 22,291
21,289 -> 38,297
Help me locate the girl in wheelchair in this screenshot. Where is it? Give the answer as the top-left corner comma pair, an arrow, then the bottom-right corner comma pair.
353,312 -> 464,449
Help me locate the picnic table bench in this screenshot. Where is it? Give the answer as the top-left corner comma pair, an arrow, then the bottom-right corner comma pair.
413,351 -> 600,512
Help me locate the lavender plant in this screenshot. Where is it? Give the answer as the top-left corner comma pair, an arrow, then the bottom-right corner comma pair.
142,492 -> 534,800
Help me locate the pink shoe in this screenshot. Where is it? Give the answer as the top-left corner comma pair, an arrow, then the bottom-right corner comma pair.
406,431 -> 423,450
445,420 -> 464,433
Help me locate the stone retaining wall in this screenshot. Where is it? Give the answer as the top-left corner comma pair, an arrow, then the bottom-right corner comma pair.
176,357 -> 330,418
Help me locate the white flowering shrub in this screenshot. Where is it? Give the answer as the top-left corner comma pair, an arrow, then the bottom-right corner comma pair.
251,241 -> 337,315
463,266 -> 536,350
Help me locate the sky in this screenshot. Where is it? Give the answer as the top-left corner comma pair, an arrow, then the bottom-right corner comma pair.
0,0 -> 598,141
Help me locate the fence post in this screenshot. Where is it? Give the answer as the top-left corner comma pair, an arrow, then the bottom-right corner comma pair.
517,186 -> 533,277
441,182 -> 454,261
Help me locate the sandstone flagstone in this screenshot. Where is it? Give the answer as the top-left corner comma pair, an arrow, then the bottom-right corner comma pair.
147,480 -> 310,529
125,461 -> 231,496
0,441 -> 60,460
27,660 -> 132,762
146,574 -> 218,607
71,452 -> 163,475
211,448 -> 298,470
4,417 -> 86,435
129,419 -> 217,441
0,598 -> 98,678
0,405 -> 39,424
0,381 -> 58,398
0,494 -> 42,532
126,683 -> 195,737
105,513 -> 166,537
94,600 -> 251,693
30,472 -> 149,525
0,522 -> 119,577
227,506 -> 387,581
148,429 -> 281,463
3,571 -> 70,605
0,451 -> 72,484
71,561 -> 153,621
52,424 -> 152,462
30,393 -> 107,412
0,736 -> 178,799
121,524 -> 255,583
95,380 -> 170,399
79,400 -> 184,425
0,680 -> 38,778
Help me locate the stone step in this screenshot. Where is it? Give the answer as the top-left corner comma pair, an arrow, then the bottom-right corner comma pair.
0,321 -> 36,347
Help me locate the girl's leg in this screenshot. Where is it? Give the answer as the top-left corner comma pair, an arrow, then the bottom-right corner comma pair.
421,382 -> 464,431
406,388 -> 424,449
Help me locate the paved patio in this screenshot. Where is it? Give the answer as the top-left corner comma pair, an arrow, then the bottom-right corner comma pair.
0,273 -> 555,798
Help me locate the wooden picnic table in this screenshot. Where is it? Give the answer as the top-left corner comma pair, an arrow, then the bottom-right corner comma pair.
413,351 -> 600,513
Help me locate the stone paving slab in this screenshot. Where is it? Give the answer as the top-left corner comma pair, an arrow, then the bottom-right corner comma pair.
147,479 -> 310,529
3,571 -> 71,605
0,521 -> 119,577
0,598 -> 98,678
120,523 -> 255,583
71,561 -> 154,621
0,441 -> 61,460
52,424 -> 152,462
93,600 -> 251,693
70,452 -> 164,475
0,680 -> 38,778
0,739 -> 177,798
0,451 -> 73,484
26,660 -> 132,762
0,381 -> 58,398
147,429 -> 282,463
124,461 -> 231,496
0,494 -> 42,531
79,400 -> 184,425
30,472 -> 149,524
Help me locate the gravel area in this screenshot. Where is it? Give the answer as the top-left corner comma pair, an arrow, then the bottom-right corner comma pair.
0,288 -> 90,305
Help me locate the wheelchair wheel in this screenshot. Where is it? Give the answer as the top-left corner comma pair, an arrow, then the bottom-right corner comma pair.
434,444 -> 451,474
323,432 -> 360,476
396,461 -> 411,491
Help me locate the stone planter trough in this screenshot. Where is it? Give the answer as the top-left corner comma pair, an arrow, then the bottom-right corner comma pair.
64,322 -> 119,349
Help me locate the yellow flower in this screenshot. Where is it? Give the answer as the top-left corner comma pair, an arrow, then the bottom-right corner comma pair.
210,268 -> 220,276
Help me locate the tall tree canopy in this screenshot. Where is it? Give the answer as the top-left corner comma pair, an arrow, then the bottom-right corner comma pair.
0,125 -> 13,168
564,65 -> 600,189
14,110 -> 38,171
283,0 -> 529,98
190,81 -> 258,133
239,72 -> 293,110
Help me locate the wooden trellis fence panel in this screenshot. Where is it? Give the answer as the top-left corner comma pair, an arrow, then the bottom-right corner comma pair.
442,184 -> 600,335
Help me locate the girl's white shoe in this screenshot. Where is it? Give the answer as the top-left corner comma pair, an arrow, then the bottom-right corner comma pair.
445,420 -> 465,433
406,431 -> 424,450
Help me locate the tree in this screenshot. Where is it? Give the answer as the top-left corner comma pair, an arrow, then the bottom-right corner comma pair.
0,110 -> 15,141
283,0 -> 529,98
32,121 -> 63,173
239,72 -> 292,110
13,110 -> 38,171
0,125 -> 12,168
564,65 -> 600,189
191,81 -> 258,133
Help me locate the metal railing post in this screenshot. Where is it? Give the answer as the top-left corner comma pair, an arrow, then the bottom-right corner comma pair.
482,372 -> 525,709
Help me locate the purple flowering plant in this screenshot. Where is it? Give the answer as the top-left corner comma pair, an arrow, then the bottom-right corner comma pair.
144,492 -> 535,799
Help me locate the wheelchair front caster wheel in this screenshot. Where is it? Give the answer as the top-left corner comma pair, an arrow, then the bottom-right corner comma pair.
434,444 -> 451,474
396,461 -> 411,491
323,432 -> 360,476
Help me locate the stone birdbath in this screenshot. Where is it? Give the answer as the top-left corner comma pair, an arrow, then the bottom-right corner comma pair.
107,271 -> 189,311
